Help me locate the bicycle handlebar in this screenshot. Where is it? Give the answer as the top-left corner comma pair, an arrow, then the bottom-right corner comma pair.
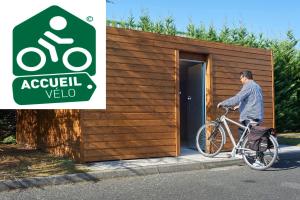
218,106 -> 236,116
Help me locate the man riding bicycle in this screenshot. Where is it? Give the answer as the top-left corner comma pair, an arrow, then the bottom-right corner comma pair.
217,70 -> 265,167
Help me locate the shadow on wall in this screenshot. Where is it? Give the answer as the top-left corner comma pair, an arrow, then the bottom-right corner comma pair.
17,110 -> 81,161
17,110 -> 39,148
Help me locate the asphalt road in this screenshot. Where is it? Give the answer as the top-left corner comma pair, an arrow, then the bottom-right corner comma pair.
1,151 -> 300,200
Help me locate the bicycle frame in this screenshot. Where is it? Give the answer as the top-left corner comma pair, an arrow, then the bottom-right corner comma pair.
219,115 -> 252,157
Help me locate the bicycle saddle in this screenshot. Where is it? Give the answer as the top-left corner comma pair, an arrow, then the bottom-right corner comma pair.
247,116 -> 260,125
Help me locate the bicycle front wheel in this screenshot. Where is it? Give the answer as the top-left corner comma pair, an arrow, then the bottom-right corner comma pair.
242,135 -> 278,170
195,122 -> 225,157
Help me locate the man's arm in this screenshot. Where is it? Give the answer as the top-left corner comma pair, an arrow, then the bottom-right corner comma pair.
218,85 -> 251,107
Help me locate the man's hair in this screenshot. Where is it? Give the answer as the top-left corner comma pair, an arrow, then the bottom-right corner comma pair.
240,70 -> 253,79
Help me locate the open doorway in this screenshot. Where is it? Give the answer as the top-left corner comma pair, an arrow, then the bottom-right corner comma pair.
179,59 -> 206,151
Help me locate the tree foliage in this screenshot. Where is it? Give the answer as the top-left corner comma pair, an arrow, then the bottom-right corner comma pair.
0,110 -> 16,142
271,31 -> 300,132
107,16 -> 300,132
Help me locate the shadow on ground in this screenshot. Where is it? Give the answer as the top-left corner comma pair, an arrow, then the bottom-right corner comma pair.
270,150 -> 300,171
0,144 -> 88,180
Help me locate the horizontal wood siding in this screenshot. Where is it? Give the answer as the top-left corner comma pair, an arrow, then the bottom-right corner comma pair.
87,27 -> 274,160
17,110 -> 82,162
82,28 -> 177,162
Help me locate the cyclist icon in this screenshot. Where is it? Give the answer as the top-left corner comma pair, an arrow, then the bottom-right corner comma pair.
16,16 -> 92,72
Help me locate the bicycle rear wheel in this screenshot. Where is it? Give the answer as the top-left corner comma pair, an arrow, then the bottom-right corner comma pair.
242,135 -> 278,170
195,122 -> 225,157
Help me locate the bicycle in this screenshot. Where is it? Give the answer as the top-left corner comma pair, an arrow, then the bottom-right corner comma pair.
16,16 -> 92,73
195,106 -> 279,170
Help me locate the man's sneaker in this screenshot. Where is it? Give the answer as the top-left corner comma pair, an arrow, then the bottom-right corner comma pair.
252,159 -> 265,168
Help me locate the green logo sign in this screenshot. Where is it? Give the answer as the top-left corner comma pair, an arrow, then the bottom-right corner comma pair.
13,73 -> 96,104
13,6 -> 96,105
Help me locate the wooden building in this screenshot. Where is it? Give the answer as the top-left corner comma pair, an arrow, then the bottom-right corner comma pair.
17,27 -> 274,163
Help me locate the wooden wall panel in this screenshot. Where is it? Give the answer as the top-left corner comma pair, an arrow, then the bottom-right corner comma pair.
16,110 -> 39,148
88,27 -> 274,160
17,110 -> 82,162
82,28 -> 178,162
80,27 -> 273,161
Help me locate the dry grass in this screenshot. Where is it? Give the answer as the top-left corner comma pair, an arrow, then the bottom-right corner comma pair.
277,133 -> 300,147
0,144 -> 89,180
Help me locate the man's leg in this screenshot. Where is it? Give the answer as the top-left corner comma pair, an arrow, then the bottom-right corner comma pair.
238,120 -> 248,138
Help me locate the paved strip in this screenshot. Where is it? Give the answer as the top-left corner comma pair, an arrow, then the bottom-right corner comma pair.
0,145 -> 298,192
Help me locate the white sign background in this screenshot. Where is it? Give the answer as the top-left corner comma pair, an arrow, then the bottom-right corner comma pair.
0,0 -> 106,109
